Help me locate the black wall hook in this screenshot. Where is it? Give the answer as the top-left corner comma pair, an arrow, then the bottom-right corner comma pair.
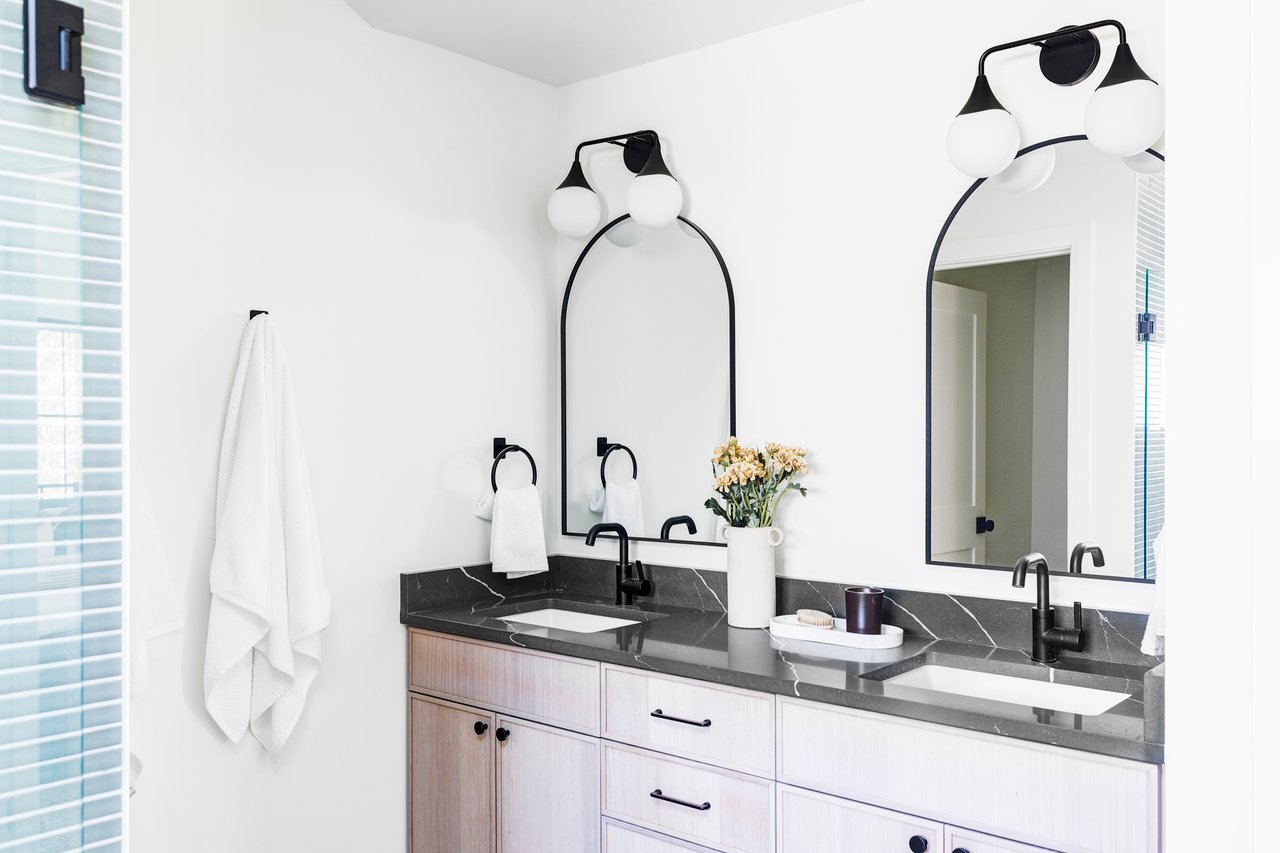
249,310 -> 268,319
597,437 -> 638,487
491,438 -> 537,492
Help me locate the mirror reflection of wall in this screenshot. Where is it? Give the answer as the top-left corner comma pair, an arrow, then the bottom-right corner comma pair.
563,217 -> 732,544
929,139 -> 1165,580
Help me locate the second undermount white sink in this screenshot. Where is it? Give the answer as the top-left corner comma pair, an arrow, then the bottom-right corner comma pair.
885,664 -> 1130,715
498,608 -> 640,634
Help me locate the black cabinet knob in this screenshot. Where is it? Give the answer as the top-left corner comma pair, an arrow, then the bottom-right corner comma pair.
495,727 -> 510,742
909,836 -> 929,853
953,848 -> 970,853
473,721 -> 488,735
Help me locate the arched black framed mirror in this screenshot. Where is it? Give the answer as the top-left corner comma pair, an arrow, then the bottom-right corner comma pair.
561,214 -> 736,546
927,136 -> 1164,582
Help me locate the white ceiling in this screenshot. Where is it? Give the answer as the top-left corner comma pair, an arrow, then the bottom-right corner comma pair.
344,0 -> 863,86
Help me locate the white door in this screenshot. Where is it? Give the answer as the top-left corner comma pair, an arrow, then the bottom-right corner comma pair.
497,716 -> 601,853
931,282 -> 988,563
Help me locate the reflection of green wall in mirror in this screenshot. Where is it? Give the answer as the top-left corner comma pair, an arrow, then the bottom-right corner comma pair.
934,255 -> 1069,568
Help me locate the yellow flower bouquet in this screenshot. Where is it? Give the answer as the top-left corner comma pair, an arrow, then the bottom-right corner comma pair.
706,437 -> 808,528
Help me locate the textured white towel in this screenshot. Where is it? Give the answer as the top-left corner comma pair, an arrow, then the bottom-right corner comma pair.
1140,530 -> 1166,657
590,478 -> 645,537
485,484 -> 548,578
203,314 -> 329,754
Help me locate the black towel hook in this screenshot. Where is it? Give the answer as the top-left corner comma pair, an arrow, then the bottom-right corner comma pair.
491,437 -> 537,492
597,436 -> 638,487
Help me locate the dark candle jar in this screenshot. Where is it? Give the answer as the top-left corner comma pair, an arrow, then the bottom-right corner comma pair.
844,586 -> 884,635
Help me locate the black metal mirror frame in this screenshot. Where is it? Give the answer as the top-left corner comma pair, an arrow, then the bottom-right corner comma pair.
925,135 -> 1163,583
560,214 -> 737,547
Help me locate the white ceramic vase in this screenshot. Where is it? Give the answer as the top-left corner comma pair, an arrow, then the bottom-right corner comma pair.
719,526 -> 784,628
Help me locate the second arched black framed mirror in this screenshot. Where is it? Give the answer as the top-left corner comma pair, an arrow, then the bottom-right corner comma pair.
926,135 -> 1164,582
561,214 -> 736,546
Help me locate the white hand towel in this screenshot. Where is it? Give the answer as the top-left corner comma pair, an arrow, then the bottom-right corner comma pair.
489,484 -> 548,579
1140,530 -> 1167,657
203,314 -> 329,755
594,478 -> 645,537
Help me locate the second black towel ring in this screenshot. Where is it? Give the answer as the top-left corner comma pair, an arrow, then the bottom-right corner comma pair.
599,443 -> 638,487
492,444 -> 537,492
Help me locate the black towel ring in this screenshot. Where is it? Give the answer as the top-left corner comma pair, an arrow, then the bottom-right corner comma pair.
599,443 -> 638,487
491,443 -> 537,492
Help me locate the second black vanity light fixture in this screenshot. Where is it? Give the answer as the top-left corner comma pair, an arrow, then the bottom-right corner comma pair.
947,19 -> 1163,179
547,130 -> 683,237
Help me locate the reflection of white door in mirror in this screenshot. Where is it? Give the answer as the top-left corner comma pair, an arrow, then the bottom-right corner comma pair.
927,139 -> 1163,579
930,282 -> 986,564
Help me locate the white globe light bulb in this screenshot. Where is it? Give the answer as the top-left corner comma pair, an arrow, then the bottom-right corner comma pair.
605,217 -> 649,247
945,75 -> 1021,178
546,160 -> 600,237
990,145 -> 1056,194
627,146 -> 683,228
1085,44 -> 1164,157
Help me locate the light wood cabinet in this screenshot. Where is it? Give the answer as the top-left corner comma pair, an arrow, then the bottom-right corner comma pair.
602,743 -> 774,853
408,695 -> 495,853
602,665 -> 775,778
603,818 -> 721,852
945,827 -> 1061,853
407,629 -> 1161,853
776,696 -> 1158,853
777,784 -> 943,853
497,716 -> 600,853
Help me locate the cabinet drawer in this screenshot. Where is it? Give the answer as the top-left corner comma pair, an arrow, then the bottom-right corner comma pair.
946,826 -> 1062,852
603,819 -> 720,852
602,743 -> 773,853
408,629 -> 600,735
603,665 -> 774,776
777,784 -> 942,853
776,697 -> 1158,852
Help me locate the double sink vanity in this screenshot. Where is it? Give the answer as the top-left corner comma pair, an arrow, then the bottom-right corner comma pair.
408,112 -> 1167,851
400,560 -> 1162,853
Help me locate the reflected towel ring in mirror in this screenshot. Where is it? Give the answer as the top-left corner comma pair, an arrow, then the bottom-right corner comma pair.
597,437 -> 638,486
491,437 -> 537,492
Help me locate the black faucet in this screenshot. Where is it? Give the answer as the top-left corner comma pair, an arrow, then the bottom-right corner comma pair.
1011,552 -> 1085,663
1069,542 -> 1105,574
585,522 -> 653,605
659,516 -> 697,540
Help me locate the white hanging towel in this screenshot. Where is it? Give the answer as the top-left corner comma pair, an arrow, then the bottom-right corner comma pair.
589,478 -> 645,537
1140,530 -> 1167,657
203,314 -> 329,754
483,484 -> 548,579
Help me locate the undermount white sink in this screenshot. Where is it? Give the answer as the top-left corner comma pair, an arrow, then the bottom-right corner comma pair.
885,664 -> 1130,715
498,608 -> 640,634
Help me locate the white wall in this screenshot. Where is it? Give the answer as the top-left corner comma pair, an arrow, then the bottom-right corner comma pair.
552,0 -> 1163,614
127,0 -> 556,849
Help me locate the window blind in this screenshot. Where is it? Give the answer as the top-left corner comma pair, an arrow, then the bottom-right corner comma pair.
0,0 -> 125,849
1133,171 -> 1165,580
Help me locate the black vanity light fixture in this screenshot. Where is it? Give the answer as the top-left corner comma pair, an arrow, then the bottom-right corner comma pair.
547,130 -> 683,238
946,20 -> 1163,180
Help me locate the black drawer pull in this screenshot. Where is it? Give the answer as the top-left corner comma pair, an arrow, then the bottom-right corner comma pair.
650,789 -> 711,811
909,836 -> 929,853
651,709 -> 711,728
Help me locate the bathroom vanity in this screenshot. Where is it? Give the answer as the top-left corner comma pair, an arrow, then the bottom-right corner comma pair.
402,574 -> 1162,853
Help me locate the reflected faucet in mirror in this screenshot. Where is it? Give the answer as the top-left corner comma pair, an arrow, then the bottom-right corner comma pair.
1012,552 -> 1086,663
1069,542 -> 1105,574
660,516 -> 697,541
585,522 -> 654,606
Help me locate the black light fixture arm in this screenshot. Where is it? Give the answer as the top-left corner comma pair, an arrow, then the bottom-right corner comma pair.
573,129 -> 659,162
977,19 -> 1125,75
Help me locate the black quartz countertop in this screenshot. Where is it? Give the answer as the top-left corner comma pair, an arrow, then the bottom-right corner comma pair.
401,587 -> 1163,764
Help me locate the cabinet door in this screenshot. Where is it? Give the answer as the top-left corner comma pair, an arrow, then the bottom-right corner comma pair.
945,826 -> 1061,853
409,695 -> 496,853
497,716 -> 600,853
778,784 -> 943,853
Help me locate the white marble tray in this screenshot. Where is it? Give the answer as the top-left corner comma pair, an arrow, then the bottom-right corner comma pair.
768,614 -> 904,649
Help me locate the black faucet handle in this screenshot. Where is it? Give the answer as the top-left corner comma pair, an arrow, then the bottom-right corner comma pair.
1072,601 -> 1083,630
1057,601 -> 1087,652
621,560 -> 654,599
